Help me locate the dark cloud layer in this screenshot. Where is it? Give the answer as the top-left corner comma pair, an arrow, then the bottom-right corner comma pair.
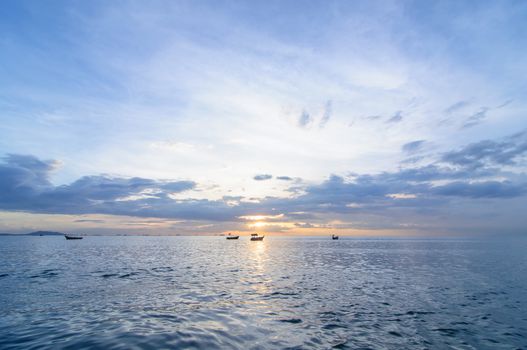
432,181 -> 525,198
441,132 -> 527,169
1,130 -> 526,232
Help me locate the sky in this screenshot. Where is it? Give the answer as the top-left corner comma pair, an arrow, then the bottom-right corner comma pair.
0,0 -> 526,236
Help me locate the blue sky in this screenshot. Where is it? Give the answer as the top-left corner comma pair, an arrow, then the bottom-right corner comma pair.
1,0 -> 526,235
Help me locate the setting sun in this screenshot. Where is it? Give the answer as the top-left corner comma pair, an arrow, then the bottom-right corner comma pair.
249,221 -> 268,228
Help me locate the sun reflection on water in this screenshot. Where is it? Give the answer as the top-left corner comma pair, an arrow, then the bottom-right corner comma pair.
247,239 -> 272,301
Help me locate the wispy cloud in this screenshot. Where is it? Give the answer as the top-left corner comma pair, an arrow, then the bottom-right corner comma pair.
495,99 -> 513,109
364,115 -> 382,121
386,111 -> 403,124
318,100 -> 332,128
402,140 -> 426,153
74,219 -> 105,223
298,110 -> 312,128
444,100 -> 469,114
462,108 -> 489,129
461,100 -> 513,129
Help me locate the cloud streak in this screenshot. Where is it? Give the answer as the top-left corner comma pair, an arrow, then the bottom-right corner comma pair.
253,174 -> 273,181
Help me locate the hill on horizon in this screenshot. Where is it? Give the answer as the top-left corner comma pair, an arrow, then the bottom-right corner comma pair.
0,231 -> 65,236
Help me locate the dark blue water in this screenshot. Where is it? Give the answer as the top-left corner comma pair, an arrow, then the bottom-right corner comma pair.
0,236 -> 526,349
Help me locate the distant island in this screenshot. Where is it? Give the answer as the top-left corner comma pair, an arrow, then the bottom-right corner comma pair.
0,231 -> 65,236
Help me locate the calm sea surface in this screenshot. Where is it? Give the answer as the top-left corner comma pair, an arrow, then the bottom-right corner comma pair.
0,236 -> 526,349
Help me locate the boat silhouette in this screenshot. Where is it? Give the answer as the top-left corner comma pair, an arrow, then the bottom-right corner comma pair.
250,233 -> 264,241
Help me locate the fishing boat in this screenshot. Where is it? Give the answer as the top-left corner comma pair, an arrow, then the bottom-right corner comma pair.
331,234 -> 339,240
250,233 -> 264,241
64,234 -> 83,240
226,233 -> 239,240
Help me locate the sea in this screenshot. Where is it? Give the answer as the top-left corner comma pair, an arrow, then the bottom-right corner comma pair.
0,236 -> 526,349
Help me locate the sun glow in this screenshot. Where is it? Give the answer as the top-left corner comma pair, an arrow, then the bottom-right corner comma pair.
239,214 -> 284,221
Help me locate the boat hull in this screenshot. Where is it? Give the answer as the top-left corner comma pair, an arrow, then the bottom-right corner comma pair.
226,236 -> 239,240
250,237 -> 264,241
65,235 -> 83,240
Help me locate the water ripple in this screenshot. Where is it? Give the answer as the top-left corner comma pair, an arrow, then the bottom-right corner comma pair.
0,236 -> 526,349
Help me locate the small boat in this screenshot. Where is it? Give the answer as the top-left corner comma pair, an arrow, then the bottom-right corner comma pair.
331,234 -> 339,240
250,233 -> 264,241
226,233 -> 239,240
65,234 -> 83,240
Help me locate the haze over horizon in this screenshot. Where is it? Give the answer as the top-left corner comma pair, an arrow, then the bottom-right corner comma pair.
1,0 -> 526,236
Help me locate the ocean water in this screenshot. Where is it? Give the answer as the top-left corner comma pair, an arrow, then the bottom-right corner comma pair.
0,236 -> 526,349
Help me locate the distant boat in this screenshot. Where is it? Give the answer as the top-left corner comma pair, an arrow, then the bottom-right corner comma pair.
226,233 -> 239,240
250,233 -> 264,241
64,234 -> 83,240
331,234 -> 339,240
